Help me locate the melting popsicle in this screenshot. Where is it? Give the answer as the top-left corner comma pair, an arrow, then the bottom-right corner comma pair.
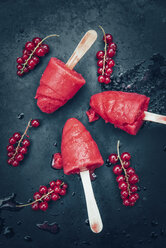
61,118 -> 104,233
35,30 -> 97,113
87,91 -> 166,135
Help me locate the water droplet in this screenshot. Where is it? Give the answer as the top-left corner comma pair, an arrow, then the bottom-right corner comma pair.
17,113 -> 24,119
85,219 -> 89,226
24,235 -> 32,241
53,142 -> 57,147
126,233 -> 131,238
0,193 -> 23,211
17,220 -> 22,225
151,220 -> 158,226
72,192 -> 75,197
143,187 -> 147,191
3,227 -> 14,238
163,145 -> 166,152
36,221 -> 59,234
151,232 -> 158,239
160,227 -> 165,236
81,241 -> 91,245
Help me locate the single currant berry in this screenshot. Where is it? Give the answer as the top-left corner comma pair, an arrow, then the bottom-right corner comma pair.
109,42 -> 117,51
55,179 -> 63,186
128,174 -> 139,184
96,50 -> 104,59
17,57 -> 24,64
97,59 -> 104,68
103,34 -> 113,44
41,44 -> 49,53
17,64 -> 23,70
23,67 -> 29,73
105,67 -> 113,76
104,77 -> 111,84
113,165 -> 122,175
54,186 -> 61,194
31,202 -> 39,211
22,139 -> 30,147
121,152 -> 131,162
12,160 -> 19,167
23,49 -> 31,55
25,41 -> 35,51
8,152 -> 14,158
19,146 -> 28,154
31,119 -> 40,127
59,189 -> 66,196
48,187 -> 53,193
9,137 -> 17,145
13,132 -> 21,141
121,190 -> 129,199
17,70 -> 23,77
129,194 -> 137,203
35,47 -> 46,57
123,198 -> 130,206
28,64 -> 35,70
15,153 -> 24,162
33,192 -> 42,200
50,181 -> 56,188
107,59 -> 115,68
32,56 -> 40,65
39,186 -> 48,195
32,37 -> 42,45
28,59 -> 36,68
130,202 -> 135,206
107,48 -> 116,58
43,194 -> 51,202
7,158 -> 13,165
98,75 -> 105,83
62,183 -> 68,189
118,181 -> 128,191
123,161 -> 130,169
108,153 -> 118,164
97,67 -> 103,75
133,193 -> 139,200
22,54 -> 29,61
116,175 -> 125,183
7,144 -> 14,152
39,202 -> 48,211
126,167 -> 135,176
130,185 -> 138,193
51,193 -> 60,201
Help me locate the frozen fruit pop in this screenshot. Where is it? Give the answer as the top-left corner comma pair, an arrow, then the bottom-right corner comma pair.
87,91 -> 166,135
61,118 -> 104,233
35,30 -> 97,113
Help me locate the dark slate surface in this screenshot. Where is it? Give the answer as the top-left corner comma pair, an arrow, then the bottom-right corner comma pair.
0,0 -> 166,247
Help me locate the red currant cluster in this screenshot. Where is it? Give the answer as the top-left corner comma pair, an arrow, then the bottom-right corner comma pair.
96,26 -> 117,84
16,34 -> 58,76
7,119 -> 40,167
108,141 -> 139,206
31,180 -> 68,211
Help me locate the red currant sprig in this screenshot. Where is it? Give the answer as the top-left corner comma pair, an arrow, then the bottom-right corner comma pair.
7,119 -> 40,167
16,180 -> 68,211
17,34 -> 59,76
108,140 -> 139,206
96,26 -> 117,84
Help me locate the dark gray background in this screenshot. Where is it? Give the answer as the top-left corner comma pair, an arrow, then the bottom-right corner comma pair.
0,0 -> 166,247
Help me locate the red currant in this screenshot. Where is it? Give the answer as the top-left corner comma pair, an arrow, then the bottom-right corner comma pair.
50,181 -> 56,188
19,146 -> 27,154
31,119 -> 40,127
98,75 -> 105,83
97,59 -> 104,68
123,198 -> 130,206
126,167 -> 135,176
118,182 -> 128,191
62,183 -> 68,189
51,193 -> 60,201
32,56 -> 40,65
133,193 -> 139,200
116,175 -> 125,183
43,194 -> 51,202
107,59 -> 115,68
32,37 -> 42,45
13,132 -> 21,141
17,70 -> 23,77
59,189 -> 66,196
105,77 -> 111,84
121,152 -> 131,161
55,179 -> 63,186
39,186 -> 48,195
7,145 -> 14,152
113,165 -> 122,175
31,202 -> 39,211
96,50 -> 104,59
9,137 -> 17,145
107,48 -> 116,58
7,158 -> 13,165
48,187 -> 53,193
22,54 -> 29,61
130,185 -> 138,193
17,64 -> 23,70
103,34 -> 113,44
33,192 -> 42,200
22,139 -> 30,147
12,160 -> 19,167
97,67 -> 103,74
105,67 -> 113,76
121,190 -> 129,199
39,202 -> 48,211
28,59 -> 36,69
8,152 -> 14,158
54,186 -> 61,194
108,153 -> 118,164
128,174 -> 139,184
109,42 -> 117,51
25,41 -> 35,51
17,57 -> 24,64
23,67 -> 29,73
15,153 -> 24,162
41,44 -> 49,53
123,161 -> 130,169
35,47 -> 45,57
129,194 -> 136,203
23,49 -> 31,55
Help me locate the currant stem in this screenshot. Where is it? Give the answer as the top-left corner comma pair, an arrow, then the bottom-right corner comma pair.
11,119 -> 32,160
99,25 -> 107,75
20,34 -> 59,73
117,140 -> 131,195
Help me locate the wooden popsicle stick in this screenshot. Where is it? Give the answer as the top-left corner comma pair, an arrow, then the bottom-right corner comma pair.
144,111 -> 166,125
80,170 -> 103,234
66,30 -> 97,70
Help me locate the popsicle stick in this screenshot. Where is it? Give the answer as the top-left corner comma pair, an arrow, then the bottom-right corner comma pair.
66,30 -> 97,70
80,170 -> 103,234
144,111 -> 166,125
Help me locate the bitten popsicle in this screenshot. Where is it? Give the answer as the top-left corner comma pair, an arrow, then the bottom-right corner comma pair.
61,118 -> 104,233
86,91 -> 166,135
35,30 -> 97,113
